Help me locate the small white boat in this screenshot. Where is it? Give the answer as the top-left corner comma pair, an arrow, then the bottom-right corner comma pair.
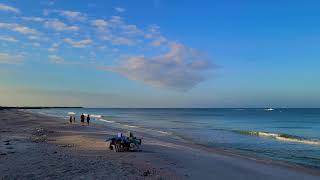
265,108 -> 274,111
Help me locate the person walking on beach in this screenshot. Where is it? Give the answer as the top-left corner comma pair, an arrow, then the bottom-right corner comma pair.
86,114 -> 90,125
72,116 -> 76,123
80,114 -> 85,125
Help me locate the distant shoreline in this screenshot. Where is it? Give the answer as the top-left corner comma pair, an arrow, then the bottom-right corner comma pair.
2,107 -> 320,109
0,106 -> 83,110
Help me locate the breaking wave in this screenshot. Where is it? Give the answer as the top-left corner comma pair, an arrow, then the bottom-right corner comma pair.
234,130 -> 320,145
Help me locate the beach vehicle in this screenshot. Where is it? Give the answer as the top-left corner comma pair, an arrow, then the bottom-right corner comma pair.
105,132 -> 142,152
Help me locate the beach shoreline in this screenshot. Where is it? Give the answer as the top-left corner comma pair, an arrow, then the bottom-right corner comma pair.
1,109 -> 319,179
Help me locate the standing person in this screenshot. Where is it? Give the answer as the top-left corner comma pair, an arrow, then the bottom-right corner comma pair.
86,114 -> 90,125
72,116 -> 76,123
80,114 -> 85,125
69,115 -> 72,124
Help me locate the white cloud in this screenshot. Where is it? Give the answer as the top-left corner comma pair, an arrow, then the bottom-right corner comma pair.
14,26 -> 39,34
0,3 -> 19,13
44,19 -> 79,31
102,35 -> 112,41
0,5 -> 214,91
0,53 -> 24,64
48,48 -> 57,52
49,55 -> 64,64
48,43 -> 59,52
101,42 -> 213,91
91,19 -> 108,31
148,24 -> 160,34
28,36 -> 39,40
52,43 -> 59,48
58,10 -> 87,21
92,19 -> 108,27
64,38 -> 93,48
111,37 -> 135,46
151,36 -> 167,47
114,7 -> 126,13
27,35 -> 48,41
0,23 -> 39,34
21,17 -> 45,22
122,24 -> 142,35
0,36 -> 18,42
32,42 -> 41,47
43,9 -> 87,21
144,24 -> 161,39
109,16 -> 123,25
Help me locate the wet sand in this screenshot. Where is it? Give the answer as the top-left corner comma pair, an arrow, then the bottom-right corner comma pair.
0,109 -> 319,179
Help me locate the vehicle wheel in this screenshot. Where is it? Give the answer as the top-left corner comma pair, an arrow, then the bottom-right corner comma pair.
106,141 -> 112,150
115,144 -> 121,152
129,143 -> 136,151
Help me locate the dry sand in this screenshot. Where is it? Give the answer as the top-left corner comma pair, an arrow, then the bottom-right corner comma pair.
0,109 -> 319,180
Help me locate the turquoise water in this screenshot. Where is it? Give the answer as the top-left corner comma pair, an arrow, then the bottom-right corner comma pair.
28,108 -> 320,168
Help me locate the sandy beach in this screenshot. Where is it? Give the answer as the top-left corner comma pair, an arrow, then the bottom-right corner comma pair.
1,109 -> 319,180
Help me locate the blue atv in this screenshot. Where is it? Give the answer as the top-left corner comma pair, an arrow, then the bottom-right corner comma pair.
106,132 -> 142,152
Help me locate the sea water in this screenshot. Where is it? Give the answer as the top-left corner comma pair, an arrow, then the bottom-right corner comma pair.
28,108 -> 320,168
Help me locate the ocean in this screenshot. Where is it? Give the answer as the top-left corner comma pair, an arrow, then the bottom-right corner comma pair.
27,108 -> 320,168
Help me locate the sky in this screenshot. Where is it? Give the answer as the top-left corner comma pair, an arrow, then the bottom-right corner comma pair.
1,0 -> 320,108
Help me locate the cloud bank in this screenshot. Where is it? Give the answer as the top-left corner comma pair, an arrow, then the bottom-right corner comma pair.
44,19 -> 79,31
0,53 -> 24,64
102,42 -> 213,91
0,23 -> 39,34
0,3 -> 20,13
1,3 -> 215,91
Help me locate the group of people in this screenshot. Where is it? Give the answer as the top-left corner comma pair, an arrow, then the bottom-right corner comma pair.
69,113 -> 90,125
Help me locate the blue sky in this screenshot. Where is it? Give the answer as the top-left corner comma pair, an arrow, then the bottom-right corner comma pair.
1,0 -> 320,107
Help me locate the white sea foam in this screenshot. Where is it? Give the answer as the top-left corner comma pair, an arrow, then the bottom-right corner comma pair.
264,108 -> 274,111
123,124 -> 139,128
99,118 -> 115,123
157,130 -> 172,135
275,136 -> 320,145
238,130 -> 320,146
90,114 -> 102,118
256,132 -> 278,137
83,114 -> 102,118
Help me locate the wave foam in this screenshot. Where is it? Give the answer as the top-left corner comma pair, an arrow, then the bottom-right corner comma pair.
123,124 -> 139,128
235,130 -> 320,145
99,118 -> 115,123
83,114 -> 102,118
157,130 -> 172,135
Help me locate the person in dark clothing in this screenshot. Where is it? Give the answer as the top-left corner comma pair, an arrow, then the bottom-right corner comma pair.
72,116 -> 76,123
69,116 -> 73,124
86,114 -> 90,125
80,114 -> 85,125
